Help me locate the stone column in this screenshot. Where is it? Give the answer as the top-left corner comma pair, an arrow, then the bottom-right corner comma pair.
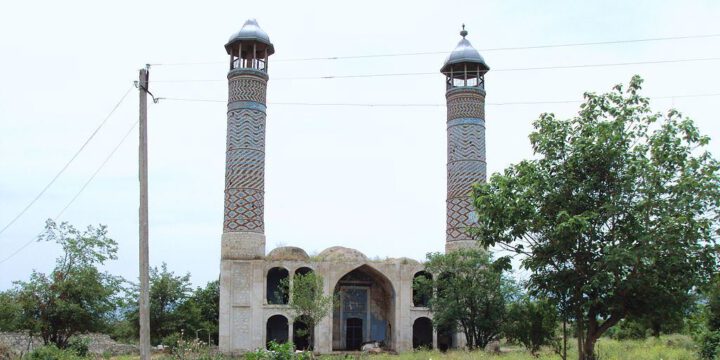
221,68 -> 268,260
445,86 -> 486,253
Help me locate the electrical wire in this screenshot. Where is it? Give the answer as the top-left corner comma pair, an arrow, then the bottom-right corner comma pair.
0,86 -> 134,238
157,93 -> 720,107
149,33 -> 720,66
150,57 -> 720,83
0,120 -> 139,265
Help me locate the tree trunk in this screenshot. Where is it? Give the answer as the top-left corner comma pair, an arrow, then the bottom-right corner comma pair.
580,313 -> 622,360
564,320 -> 568,360
582,334 -> 598,360
576,309 -> 584,360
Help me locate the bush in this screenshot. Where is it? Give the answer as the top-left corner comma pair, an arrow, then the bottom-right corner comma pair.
25,345 -> 83,360
67,338 -> 89,358
700,331 -> 720,360
244,342 -> 310,360
162,333 -> 183,350
610,319 -> 648,340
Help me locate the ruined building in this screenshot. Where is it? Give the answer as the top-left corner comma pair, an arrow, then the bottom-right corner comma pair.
218,19 -> 489,354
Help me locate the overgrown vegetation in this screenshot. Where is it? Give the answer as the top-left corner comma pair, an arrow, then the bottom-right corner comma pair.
2,220 -> 123,348
470,76 -> 720,359
415,248 -> 514,349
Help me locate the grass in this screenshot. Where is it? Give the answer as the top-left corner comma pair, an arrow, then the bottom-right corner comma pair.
329,335 -> 698,360
103,335 -> 699,360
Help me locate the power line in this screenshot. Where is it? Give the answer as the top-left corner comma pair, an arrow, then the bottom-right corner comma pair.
158,93 -> 720,107
0,120 -> 139,265
0,86 -> 134,238
150,33 -> 720,65
150,57 -> 720,83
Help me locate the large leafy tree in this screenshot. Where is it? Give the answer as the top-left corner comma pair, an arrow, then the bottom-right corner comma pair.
10,220 -> 122,348
415,248 -> 512,349
471,76 -> 720,359
125,263 -> 192,344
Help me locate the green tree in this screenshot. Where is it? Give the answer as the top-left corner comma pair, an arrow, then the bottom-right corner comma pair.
125,262 -> 192,344
10,220 -> 122,348
470,76 -> 720,360
504,297 -> 559,356
280,272 -> 333,350
415,248 -> 512,349
0,290 -> 22,331
176,280 -> 220,345
708,276 -> 720,332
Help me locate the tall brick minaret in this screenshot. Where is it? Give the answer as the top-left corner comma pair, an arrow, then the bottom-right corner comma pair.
441,25 -> 490,253
220,18 -> 274,260
219,19 -> 274,352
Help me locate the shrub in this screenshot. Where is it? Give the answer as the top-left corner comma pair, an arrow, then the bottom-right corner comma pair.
700,331 -> 720,360
610,319 -> 648,340
244,342 -> 310,360
25,345 -> 83,360
67,338 -> 89,358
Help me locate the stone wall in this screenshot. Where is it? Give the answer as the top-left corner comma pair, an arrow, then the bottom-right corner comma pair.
0,332 -> 138,357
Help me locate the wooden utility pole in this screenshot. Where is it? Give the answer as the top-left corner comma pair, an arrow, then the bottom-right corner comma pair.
138,67 -> 151,360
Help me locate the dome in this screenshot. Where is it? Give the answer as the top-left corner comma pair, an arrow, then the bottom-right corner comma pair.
317,246 -> 368,262
225,18 -> 275,55
440,26 -> 489,74
267,246 -> 309,261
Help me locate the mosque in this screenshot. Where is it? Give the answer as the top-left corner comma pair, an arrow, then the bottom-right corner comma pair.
218,19 -> 489,354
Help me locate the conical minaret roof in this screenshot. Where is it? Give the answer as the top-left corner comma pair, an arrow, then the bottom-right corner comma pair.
225,18 -> 275,55
440,25 -> 489,73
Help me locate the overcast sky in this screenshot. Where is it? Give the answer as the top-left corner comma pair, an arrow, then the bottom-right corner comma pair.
1,0 -> 719,290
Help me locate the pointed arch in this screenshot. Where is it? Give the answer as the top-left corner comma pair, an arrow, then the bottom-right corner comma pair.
331,264 -> 396,351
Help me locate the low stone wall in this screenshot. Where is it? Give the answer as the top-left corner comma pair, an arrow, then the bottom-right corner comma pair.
0,332 -> 138,357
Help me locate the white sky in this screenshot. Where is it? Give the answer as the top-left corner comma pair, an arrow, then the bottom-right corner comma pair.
1,0 -> 719,290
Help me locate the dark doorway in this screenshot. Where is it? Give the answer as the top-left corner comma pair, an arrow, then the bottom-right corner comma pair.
266,315 -> 288,348
413,317 -> 433,349
437,326 -> 454,352
293,316 -> 311,350
346,318 -> 363,350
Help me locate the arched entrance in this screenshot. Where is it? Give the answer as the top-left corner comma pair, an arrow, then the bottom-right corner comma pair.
437,325 -> 454,352
267,267 -> 289,304
266,314 -> 288,347
331,265 -> 395,351
293,315 -> 311,351
295,266 -> 313,276
412,317 -> 433,349
412,271 -> 432,307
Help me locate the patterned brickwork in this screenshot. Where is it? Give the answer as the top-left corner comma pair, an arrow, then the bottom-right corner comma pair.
446,88 -> 486,245
224,188 -> 264,231
447,161 -> 486,199
447,123 -> 485,163
228,76 -> 267,104
447,93 -> 485,120
224,72 -> 268,233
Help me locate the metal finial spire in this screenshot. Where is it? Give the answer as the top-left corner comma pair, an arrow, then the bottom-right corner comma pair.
460,24 -> 468,38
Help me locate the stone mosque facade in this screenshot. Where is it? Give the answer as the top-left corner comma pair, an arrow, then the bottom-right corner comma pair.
218,19 -> 489,354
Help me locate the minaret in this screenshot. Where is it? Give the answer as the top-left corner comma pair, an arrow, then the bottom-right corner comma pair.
221,19 -> 274,260
219,19 -> 275,353
441,25 -> 490,253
